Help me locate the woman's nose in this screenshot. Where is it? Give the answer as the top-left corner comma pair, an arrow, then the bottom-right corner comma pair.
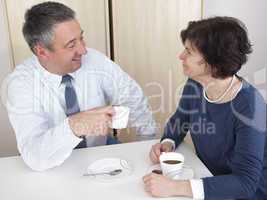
179,51 -> 185,60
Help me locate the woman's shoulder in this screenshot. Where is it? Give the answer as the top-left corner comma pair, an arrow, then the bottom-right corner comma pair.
237,79 -> 266,107
233,79 -> 266,132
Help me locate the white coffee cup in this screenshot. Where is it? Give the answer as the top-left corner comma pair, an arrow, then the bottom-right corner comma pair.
110,106 -> 130,129
159,152 -> 184,179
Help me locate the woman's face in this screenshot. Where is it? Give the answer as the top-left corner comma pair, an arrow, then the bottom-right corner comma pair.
179,39 -> 211,81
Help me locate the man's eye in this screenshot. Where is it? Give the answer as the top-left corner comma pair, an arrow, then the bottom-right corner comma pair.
68,43 -> 75,49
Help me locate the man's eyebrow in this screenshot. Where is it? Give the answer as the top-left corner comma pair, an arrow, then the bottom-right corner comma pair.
64,30 -> 84,47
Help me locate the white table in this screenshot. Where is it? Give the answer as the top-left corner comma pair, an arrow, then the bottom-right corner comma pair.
0,139 -> 212,200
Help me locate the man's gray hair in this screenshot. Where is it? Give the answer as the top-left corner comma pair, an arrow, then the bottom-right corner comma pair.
22,1 -> 75,53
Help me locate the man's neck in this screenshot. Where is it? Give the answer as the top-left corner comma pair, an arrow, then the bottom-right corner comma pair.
38,58 -> 63,75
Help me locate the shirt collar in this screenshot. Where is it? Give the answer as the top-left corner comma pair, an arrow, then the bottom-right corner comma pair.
34,56 -> 81,88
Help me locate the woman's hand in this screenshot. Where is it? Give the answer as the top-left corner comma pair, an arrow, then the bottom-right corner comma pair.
149,142 -> 174,164
143,173 -> 193,198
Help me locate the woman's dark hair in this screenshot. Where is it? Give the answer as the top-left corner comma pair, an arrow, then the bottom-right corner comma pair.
181,16 -> 252,79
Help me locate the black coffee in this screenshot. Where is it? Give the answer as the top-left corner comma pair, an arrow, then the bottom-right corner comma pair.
163,160 -> 181,164
152,169 -> 162,174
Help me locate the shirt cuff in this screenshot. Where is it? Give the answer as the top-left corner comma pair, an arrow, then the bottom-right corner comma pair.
64,118 -> 83,146
189,179 -> 205,200
160,138 -> 175,151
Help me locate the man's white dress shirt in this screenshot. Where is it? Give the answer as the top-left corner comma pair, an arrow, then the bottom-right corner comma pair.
4,48 -> 157,171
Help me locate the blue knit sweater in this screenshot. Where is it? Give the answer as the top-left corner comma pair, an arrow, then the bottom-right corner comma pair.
161,78 -> 267,200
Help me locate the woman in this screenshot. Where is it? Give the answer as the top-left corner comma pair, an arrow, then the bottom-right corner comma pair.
143,16 -> 267,200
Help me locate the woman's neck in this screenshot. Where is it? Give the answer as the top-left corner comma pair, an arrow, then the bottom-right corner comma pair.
195,75 -> 242,103
203,76 -> 234,100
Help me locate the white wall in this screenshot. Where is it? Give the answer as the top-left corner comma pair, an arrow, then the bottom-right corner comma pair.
203,0 -> 267,100
0,0 -> 18,157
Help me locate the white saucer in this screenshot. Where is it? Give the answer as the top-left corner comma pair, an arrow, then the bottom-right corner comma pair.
86,157 -> 133,182
147,164 -> 194,180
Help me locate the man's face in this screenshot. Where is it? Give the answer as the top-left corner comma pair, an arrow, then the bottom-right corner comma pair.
41,19 -> 87,75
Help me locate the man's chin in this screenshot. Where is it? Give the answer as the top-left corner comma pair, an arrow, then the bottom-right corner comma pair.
69,63 -> 82,73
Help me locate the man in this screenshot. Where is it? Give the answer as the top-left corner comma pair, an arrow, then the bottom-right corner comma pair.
4,2 -> 157,171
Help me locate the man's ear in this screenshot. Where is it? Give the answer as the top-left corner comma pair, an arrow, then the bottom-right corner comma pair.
34,44 -> 50,59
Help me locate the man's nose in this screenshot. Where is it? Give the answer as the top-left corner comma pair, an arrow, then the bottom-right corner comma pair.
77,42 -> 87,55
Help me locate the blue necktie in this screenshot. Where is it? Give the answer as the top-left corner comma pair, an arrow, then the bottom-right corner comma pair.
62,74 -> 86,148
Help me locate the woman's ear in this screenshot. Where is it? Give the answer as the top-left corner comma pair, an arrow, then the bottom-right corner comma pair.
197,59 -> 206,65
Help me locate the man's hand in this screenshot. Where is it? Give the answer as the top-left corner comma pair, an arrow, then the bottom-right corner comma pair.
68,106 -> 115,137
149,142 -> 174,164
